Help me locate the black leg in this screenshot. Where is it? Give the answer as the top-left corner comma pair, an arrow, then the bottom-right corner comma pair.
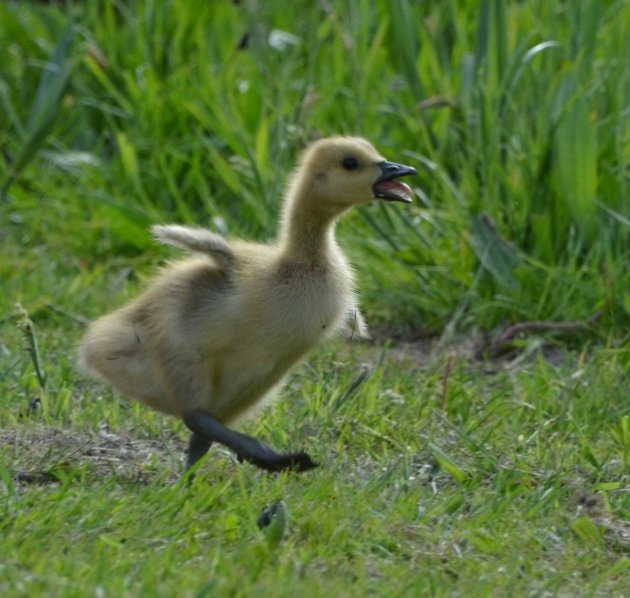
186,431 -> 212,471
182,408 -> 318,473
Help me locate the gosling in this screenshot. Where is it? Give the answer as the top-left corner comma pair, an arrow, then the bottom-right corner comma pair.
78,137 -> 416,474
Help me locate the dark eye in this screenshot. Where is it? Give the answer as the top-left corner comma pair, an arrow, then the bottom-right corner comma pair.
341,156 -> 359,171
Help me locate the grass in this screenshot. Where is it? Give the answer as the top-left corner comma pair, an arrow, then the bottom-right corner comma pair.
1,0 -> 629,595
1,341 -> 628,595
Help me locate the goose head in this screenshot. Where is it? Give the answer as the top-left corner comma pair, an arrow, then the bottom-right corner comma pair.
286,137 -> 417,218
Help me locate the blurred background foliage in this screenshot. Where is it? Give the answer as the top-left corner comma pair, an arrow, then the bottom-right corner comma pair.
1,0 -> 628,336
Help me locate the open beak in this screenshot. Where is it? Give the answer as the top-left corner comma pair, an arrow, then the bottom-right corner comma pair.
372,160 -> 417,203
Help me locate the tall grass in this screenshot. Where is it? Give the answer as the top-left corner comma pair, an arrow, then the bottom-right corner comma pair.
1,4 -> 629,595
1,0 -> 628,334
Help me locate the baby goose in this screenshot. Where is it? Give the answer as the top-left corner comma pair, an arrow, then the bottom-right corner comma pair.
78,136 -> 416,474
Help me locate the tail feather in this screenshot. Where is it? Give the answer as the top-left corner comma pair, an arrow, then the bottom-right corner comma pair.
152,224 -> 235,270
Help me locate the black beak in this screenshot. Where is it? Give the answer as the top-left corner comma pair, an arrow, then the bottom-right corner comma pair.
376,161 -> 417,182
372,160 -> 417,203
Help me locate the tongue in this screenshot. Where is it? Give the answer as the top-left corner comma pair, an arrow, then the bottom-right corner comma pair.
376,180 -> 413,202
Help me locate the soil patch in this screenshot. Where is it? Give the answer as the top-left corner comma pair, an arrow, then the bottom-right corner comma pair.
0,425 -> 186,488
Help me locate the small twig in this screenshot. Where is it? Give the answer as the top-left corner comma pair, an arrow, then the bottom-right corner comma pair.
14,471 -> 60,485
496,310 -> 602,347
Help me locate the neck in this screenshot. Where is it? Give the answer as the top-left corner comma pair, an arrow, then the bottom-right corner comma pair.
278,190 -> 342,265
